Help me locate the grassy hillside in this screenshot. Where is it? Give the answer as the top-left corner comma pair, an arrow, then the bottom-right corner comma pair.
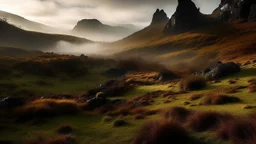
0,58 -> 255,144
0,20 -> 92,51
113,21 -> 256,65
0,47 -> 43,57
107,22 -> 167,54
0,10 -> 58,33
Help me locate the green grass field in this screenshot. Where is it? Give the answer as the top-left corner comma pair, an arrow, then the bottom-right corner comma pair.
1,63 -> 255,144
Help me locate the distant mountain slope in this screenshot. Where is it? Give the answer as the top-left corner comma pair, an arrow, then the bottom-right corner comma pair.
0,10 -> 60,33
107,9 -> 169,54
0,47 -> 43,57
72,19 -> 137,42
109,0 -> 256,65
0,20 -> 91,51
116,21 -> 256,65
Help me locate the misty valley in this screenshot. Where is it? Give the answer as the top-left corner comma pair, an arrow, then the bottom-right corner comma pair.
1,0 -> 256,144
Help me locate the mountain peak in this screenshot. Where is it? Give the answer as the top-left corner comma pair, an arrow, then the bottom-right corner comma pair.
164,0 -> 209,34
213,0 -> 256,21
151,9 -> 169,25
77,19 -> 103,26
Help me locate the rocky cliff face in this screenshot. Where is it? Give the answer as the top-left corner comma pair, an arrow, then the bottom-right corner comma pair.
151,9 -> 169,25
164,0 -> 211,34
213,0 -> 256,21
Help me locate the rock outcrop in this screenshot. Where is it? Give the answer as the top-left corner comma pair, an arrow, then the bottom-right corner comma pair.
202,62 -> 241,80
213,0 -> 256,21
164,0 -> 212,34
249,4 -> 256,21
151,9 -> 169,25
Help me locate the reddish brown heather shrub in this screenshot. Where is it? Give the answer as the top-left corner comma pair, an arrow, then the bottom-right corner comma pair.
130,107 -> 147,115
180,75 -> 206,91
17,99 -> 80,121
248,84 -> 256,93
133,120 -> 200,144
113,119 -> 128,127
248,78 -> 256,84
106,106 -> 131,117
217,119 -> 256,144
94,105 -> 115,114
186,111 -> 233,132
228,80 -> 237,84
162,107 -> 192,123
134,114 -> 146,120
201,94 -> 241,105
188,94 -> 204,101
145,109 -> 159,116
26,135 -> 77,144
56,125 -> 73,135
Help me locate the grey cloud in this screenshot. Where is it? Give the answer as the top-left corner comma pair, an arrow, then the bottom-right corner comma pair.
0,0 -> 221,29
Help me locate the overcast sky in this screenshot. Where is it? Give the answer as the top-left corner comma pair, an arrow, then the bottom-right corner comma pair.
0,0 -> 221,29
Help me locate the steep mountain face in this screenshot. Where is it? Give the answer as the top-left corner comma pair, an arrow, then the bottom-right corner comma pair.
107,9 -> 169,54
72,19 -> 137,42
151,9 -> 169,25
110,0 -> 256,65
164,0 -> 213,34
213,0 -> 256,21
0,10 -> 61,33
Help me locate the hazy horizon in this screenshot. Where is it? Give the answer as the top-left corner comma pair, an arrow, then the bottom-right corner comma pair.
0,0 -> 220,29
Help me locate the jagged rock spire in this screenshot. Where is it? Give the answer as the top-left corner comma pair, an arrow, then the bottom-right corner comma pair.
151,9 -> 169,25
164,0 -> 206,34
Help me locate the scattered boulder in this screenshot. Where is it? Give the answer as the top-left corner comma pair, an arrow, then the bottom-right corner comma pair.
0,96 -> 24,109
203,62 -> 240,80
113,119 -> 128,127
249,4 -> 256,21
86,96 -> 109,110
157,71 -> 177,81
83,79 -> 133,99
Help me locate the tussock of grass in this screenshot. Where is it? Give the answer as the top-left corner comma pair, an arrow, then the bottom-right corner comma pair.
17,99 -> 80,121
200,94 -> 241,105
217,119 -> 256,144
180,75 -> 206,91
248,78 -> 256,84
186,111 -> 233,132
134,114 -> 146,120
188,94 -> 204,101
106,106 -> 147,117
133,120 -> 200,144
248,84 -> 256,93
162,107 -> 192,122
113,119 -> 128,127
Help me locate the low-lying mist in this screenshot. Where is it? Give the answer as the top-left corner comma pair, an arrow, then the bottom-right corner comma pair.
47,41 -> 110,56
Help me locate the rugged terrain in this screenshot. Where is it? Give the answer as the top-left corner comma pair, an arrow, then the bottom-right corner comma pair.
0,0 -> 256,144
